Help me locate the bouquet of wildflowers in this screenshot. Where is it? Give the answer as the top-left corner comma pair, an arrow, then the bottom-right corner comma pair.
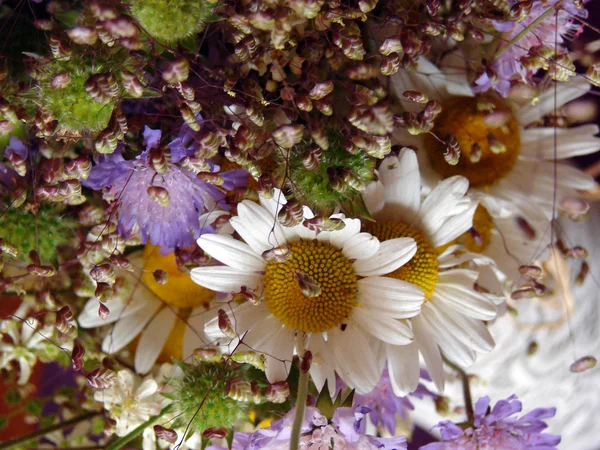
1,0 -> 599,448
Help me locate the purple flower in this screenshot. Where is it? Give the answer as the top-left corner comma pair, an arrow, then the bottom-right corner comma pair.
238,407 -> 407,450
84,124 -> 248,250
420,395 -> 561,450
475,0 -> 586,96
0,137 -> 28,194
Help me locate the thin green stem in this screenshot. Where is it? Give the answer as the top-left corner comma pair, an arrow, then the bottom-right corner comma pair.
289,356 -> 310,450
445,359 -> 475,424
0,411 -> 102,450
494,5 -> 558,60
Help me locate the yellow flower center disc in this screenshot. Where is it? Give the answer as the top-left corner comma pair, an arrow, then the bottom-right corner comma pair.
427,96 -> 521,188
264,240 -> 358,333
364,221 -> 438,300
141,244 -> 215,308
460,205 -> 494,253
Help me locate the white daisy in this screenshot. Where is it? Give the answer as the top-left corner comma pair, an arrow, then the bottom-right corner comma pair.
78,244 -> 216,374
390,60 -> 600,289
361,149 -> 498,395
191,192 -> 426,394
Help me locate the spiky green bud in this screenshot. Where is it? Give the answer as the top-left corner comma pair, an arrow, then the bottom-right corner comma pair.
0,205 -> 76,263
38,57 -> 117,134
286,133 -> 376,216
168,362 -> 248,435
130,0 -> 215,44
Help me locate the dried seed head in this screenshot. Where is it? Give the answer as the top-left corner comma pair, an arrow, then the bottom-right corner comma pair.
518,265 -> 542,279
511,286 -> 537,300
90,263 -> 116,284
265,381 -> 290,403
443,135 -> 461,165
147,186 -> 170,207
67,27 -> 98,45
309,81 -> 334,101
149,146 -> 172,174
202,427 -> 227,439
98,303 -> 110,320
87,367 -> 116,389
262,246 -> 292,263
570,356 -> 597,373
218,309 -> 237,338
162,59 -> 190,84
154,425 -> 178,444
50,72 -> 72,89
71,341 -> 85,371
84,73 -> 120,104
295,271 -> 322,297
121,70 -> 145,97
272,124 -> 305,148
226,377 -> 252,401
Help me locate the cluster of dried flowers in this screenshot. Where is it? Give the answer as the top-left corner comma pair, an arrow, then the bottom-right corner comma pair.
1,0 -> 599,448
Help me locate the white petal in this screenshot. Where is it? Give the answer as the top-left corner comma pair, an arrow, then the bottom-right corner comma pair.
190,266 -> 262,293
412,315 -> 445,392
358,277 -> 424,318
514,77 -> 591,125
377,150 -> 421,224
520,125 -> 600,160
197,234 -> 266,271
362,180 -> 386,217
427,300 -> 495,353
101,303 -> 160,354
135,307 -> 177,374
353,238 -> 417,277
435,271 -> 498,320
428,202 -> 477,248
136,379 -> 159,399
183,308 -> 211,360
419,305 -> 476,367
231,200 -> 287,255
264,326 -> 295,383
353,309 -> 413,345
341,232 -> 380,260
328,217 -> 362,248
330,326 -> 381,394
419,176 -> 471,242
386,342 -> 420,395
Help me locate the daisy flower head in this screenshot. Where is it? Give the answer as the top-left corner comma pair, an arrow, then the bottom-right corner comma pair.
392,64 -> 600,288
421,395 -> 560,450
361,149 -> 497,394
78,244 -> 216,374
191,191 -> 426,394
84,124 -> 248,250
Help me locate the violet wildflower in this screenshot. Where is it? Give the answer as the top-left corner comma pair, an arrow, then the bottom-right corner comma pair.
84,124 -> 248,250
477,0 -> 586,96
239,406 -> 407,450
352,368 -> 437,435
421,395 -> 560,450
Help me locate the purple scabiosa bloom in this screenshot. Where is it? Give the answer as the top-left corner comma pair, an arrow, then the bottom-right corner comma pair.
340,368 -> 437,435
0,137 -> 28,195
238,407 -> 407,450
85,124 -> 248,250
420,395 -> 560,450
476,0 -> 586,96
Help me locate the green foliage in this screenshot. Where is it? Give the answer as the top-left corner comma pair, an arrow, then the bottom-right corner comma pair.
0,205 -> 76,263
170,361 -> 247,434
5,388 -> 22,405
287,134 -> 376,216
26,398 -> 43,416
130,0 -> 215,44
38,57 -> 115,133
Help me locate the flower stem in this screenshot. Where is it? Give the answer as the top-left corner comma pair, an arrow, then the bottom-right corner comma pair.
494,5 -> 557,60
445,358 -> 475,424
290,353 -> 310,450
0,411 -> 102,450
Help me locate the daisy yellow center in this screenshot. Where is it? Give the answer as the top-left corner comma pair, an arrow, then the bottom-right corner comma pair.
141,245 -> 214,309
264,240 -> 358,333
365,221 -> 438,300
461,205 -> 494,253
428,96 -> 521,187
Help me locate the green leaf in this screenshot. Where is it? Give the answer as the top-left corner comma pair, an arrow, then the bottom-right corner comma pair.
0,416 -> 8,430
26,399 -> 43,416
92,416 -> 106,434
5,389 -> 21,405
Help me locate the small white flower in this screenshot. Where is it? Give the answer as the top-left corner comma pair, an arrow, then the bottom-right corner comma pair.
95,369 -> 168,436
